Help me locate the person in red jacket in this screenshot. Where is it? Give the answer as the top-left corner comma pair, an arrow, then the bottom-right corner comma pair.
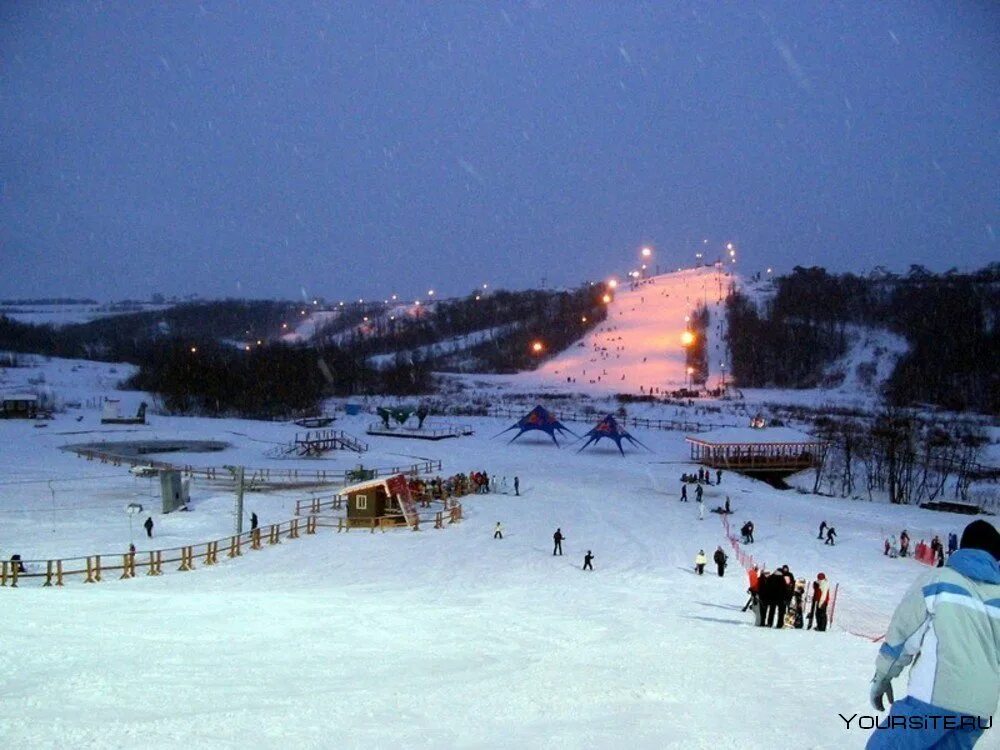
743,565 -> 761,621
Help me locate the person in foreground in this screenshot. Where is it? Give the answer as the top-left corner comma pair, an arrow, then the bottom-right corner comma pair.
867,519 -> 999,750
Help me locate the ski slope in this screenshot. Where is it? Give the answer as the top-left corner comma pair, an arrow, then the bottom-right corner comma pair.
472,266 -> 733,395
1,355 -> 988,748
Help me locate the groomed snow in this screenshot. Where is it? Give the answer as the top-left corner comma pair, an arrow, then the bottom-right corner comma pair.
0,366 -> 987,747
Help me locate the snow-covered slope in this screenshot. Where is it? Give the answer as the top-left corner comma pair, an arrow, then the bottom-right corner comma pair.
0,355 -> 989,749
464,267 -> 733,395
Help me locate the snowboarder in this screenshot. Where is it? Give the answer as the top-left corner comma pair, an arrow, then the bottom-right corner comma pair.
583,550 -> 594,571
680,484 -> 688,502
713,546 -> 727,577
818,520 -> 827,540
866,520 -> 999,749
697,498 -> 705,520
825,526 -> 837,546
694,550 -> 707,575
514,476 -> 520,496
250,512 -> 259,531
494,522 -> 503,540
552,528 -> 564,556
143,516 -> 154,538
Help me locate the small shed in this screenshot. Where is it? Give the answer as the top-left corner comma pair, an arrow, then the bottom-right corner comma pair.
1,394 -> 38,419
685,426 -> 825,474
342,476 -> 403,528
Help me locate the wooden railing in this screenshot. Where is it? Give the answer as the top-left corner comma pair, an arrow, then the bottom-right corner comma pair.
1,500 -> 464,589
63,446 -> 441,486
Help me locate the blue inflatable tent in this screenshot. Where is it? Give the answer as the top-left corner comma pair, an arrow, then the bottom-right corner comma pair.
495,405 -> 576,446
577,414 -> 650,455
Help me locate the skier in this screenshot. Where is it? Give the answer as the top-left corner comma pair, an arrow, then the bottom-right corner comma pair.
713,546 -> 727,577
866,520 -> 999,750
724,496 -> 731,514
143,516 -> 154,538
825,526 -> 837,546
250,512 -> 259,531
582,550 -> 594,571
695,484 -> 703,503
697,498 -> 705,520
514,476 -> 520,496
716,469 -> 722,484
818,520 -> 827,540
552,528 -> 564,556
493,522 -> 503,540
680,484 -> 688,502
694,549 -> 707,575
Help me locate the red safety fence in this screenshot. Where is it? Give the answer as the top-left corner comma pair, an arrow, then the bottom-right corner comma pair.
719,513 -> 888,642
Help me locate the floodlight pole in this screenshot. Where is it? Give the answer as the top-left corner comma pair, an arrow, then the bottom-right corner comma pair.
235,466 -> 245,534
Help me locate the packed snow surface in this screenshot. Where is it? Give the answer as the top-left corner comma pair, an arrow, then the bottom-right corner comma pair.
0,359 -> 987,749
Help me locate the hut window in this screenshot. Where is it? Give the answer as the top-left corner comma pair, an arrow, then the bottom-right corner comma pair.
356,494 -> 367,510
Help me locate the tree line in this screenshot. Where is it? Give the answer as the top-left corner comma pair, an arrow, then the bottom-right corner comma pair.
725,264 -> 1000,413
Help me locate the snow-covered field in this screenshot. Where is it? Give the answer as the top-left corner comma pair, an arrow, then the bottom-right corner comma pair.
1,356 -> 993,749
0,302 -> 171,326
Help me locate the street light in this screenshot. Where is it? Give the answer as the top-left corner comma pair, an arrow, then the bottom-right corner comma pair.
608,278 -> 618,289
641,246 -> 652,258
602,293 -> 612,304
531,341 -> 544,354
681,330 -> 696,347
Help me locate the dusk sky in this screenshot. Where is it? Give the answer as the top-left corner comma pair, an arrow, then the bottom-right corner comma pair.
1,2 -> 997,301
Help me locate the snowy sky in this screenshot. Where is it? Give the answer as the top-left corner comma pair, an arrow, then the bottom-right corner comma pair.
1,2 -> 997,301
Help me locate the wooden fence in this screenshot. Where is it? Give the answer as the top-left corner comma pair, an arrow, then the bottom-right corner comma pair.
1,501 -> 464,589
64,446 -> 442,487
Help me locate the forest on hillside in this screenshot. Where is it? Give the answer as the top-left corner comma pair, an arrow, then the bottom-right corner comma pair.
0,286 -> 606,417
726,264 -> 1000,413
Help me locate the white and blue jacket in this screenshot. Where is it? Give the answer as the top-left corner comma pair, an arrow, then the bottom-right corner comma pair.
874,549 -> 999,719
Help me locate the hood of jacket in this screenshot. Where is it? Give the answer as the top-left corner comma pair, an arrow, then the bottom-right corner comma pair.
946,548 -> 1000,584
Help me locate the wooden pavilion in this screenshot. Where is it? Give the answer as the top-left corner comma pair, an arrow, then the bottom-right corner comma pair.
685,426 -> 824,476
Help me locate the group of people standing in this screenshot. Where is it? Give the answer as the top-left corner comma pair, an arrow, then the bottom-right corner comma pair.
883,529 -> 958,567
745,564 -> 831,631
